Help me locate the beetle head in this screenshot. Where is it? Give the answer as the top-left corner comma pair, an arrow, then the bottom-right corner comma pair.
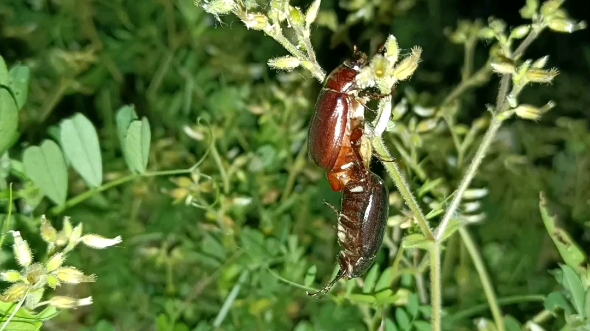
344,45 -> 368,71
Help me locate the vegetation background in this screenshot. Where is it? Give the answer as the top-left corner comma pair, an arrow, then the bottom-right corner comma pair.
1,0 -> 590,330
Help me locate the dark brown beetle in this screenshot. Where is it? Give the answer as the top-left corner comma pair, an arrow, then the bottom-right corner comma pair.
307,170 -> 389,297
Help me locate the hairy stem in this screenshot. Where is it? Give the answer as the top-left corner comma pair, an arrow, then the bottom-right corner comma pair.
48,168 -> 192,216
429,244 -> 442,331
372,137 -> 433,240
459,227 -> 505,331
435,28 -> 542,241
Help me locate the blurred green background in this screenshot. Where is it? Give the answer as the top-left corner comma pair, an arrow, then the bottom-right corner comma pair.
1,0 -> 590,330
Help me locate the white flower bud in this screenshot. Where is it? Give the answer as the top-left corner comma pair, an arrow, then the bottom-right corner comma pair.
81,234 -> 122,249
12,231 -> 32,267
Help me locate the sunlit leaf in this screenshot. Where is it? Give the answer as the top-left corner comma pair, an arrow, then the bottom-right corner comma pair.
0,88 -> 18,155
60,113 -> 103,187
23,140 -> 68,205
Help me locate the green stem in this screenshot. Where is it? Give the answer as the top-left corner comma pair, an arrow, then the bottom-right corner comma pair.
48,168 -> 192,215
435,29 -> 542,242
210,142 -> 230,195
448,295 -> 545,322
372,136 -> 433,240
429,244 -> 442,331
271,32 -> 325,82
459,227 -> 505,331
434,118 -> 502,241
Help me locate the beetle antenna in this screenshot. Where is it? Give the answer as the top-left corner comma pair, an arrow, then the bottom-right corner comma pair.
306,268 -> 346,298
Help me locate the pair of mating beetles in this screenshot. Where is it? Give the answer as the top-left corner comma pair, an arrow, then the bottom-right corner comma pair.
306,45 -> 394,297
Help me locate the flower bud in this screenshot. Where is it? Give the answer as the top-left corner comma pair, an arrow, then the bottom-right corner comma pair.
532,55 -> 549,68
55,267 -> 96,284
1,270 -> 22,283
49,295 -> 93,309
525,67 -> 559,83
540,0 -> 564,17
384,35 -> 400,64
242,13 -> 269,31
267,56 -> 301,71
491,62 -> 516,75
478,27 -> 496,40
548,18 -> 587,33
392,46 -> 422,81
40,215 -> 57,244
462,201 -> 482,213
81,234 -> 122,249
305,0 -> 321,27
46,253 -> 65,272
12,231 -> 32,268
510,25 -> 530,39
462,188 -> 489,199
2,283 -> 27,302
201,0 -> 235,16
289,7 -> 304,28
416,118 -> 439,133
47,274 -> 60,289
514,104 -> 542,121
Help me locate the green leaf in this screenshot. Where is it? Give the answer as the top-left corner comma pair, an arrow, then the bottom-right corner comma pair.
395,308 -> 411,330
413,321 -> 431,331
23,140 -> 68,205
8,65 -> 30,110
375,266 -> 393,292
384,318 -> 398,331
140,116 -> 151,170
349,293 -> 376,304
539,192 -> 587,272
363,263 -> 379,293
503,315 -> 521,331
375,289 -> 395,305
544,291 -> 572,314
0,87 -> 18,155
402,234 -> 433,250
304,265 -> 317,287
418,178 -> 444,197
0,301 -> 58,330
438,218 -> 462,241
124,120 -> 150,174
560,264 -> 586,314
0,56 -> 8,86
115,105 -> 138,169
115,104 -> 138,144
60,113 -> 103,187
407,293 -> 419,317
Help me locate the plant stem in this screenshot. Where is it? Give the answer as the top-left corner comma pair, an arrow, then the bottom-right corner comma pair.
435,28 -> 542,242
429,244 -> 441,331
434,117 -> 502,241
48,168 -> 192,215
459,227 -> 505,331
448,295 -> 545,321
372,136 -> 433,240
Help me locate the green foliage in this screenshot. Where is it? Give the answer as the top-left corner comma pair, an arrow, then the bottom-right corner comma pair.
0,0 -> 589,330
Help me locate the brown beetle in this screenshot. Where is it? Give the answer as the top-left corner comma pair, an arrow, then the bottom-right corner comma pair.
307,170 -> 389,297
307,48 -> 369,192
307,47 -> 392,192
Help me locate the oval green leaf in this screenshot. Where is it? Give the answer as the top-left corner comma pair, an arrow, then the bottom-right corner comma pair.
115,105 -> 138,168
0,88 -> 18,155
60,113 -> 103,187
23,140 -> 68,205
8,65 -> 30,110
124,119 -> 151,174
